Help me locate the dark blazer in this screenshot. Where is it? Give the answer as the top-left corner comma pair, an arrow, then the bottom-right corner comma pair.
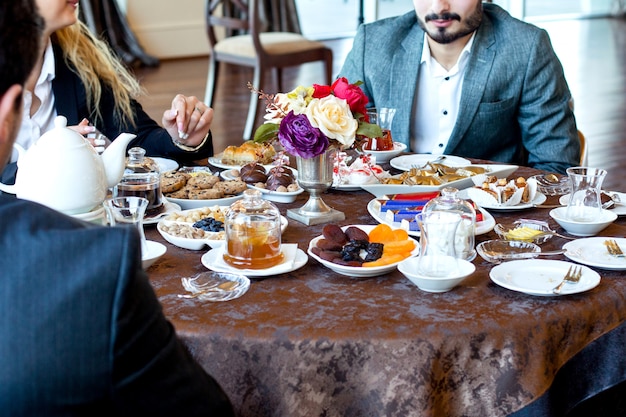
51,42 -> 214,166
339,4 -> 580,174
0,194 -> 234,416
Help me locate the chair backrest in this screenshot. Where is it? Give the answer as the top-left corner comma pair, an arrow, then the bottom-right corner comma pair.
205,0 -> 252,48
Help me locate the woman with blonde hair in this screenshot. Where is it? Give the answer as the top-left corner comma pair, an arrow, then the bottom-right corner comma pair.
5,0 -> 213,183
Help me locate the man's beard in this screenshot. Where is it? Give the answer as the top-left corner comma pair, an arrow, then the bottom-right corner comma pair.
418,3 -> 482,44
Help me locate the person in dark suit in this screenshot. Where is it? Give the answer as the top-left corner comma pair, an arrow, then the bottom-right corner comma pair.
339,1 -> 580,174
0,1 -> 235,415
2,0 -> 214,184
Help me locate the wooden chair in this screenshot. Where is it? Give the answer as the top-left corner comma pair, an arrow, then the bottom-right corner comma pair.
578,130 -> 588,166
204,0 -> 333,140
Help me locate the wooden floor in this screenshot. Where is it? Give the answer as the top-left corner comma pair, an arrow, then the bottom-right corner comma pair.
133,16 -> 626,191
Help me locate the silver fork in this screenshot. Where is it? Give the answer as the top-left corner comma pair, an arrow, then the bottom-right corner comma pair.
552,265 -> 583,294
604,239 -> 625,258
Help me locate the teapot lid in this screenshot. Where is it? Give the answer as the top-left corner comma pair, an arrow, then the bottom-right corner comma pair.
37,116 -> 87,147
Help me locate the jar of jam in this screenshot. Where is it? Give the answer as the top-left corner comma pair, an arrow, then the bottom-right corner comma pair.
113,147 -> 163,216
223,189 -> 284,269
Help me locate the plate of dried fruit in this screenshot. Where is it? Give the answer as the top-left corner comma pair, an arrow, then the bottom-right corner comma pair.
307,224 -> 419,277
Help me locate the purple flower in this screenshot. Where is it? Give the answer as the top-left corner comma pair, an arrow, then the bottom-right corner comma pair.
278,111 -> 329,159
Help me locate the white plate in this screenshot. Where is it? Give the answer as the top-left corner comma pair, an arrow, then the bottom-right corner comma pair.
307,225 -> 419,278
458,189 -> 547,210
366,198 -> 495,237
560,192 -> 626,216
208,153 -> 277,170
201,244 -> 308,277
166,194 -> 243,210
152,157 -> 179,173
157,213 -> 288,251
489,259 -> 601,296
562,237 -> 626,270
362,142 -> 407,164
361,164 -> 519,196
220,168 -> 303,203
142,240 -> 167,269
143,199 -> 181,225
390,154 -> 472,171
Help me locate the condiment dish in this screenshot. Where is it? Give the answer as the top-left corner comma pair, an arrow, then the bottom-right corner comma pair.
397,257 -> 475,292
549,207 -> 617,236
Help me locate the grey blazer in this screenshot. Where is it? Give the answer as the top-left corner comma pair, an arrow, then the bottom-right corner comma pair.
339,3 -> 580,174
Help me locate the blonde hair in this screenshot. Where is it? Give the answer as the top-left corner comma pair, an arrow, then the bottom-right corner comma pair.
54,20 -> 144,128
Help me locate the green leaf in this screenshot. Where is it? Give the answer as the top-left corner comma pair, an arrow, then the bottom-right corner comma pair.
253,123 -> 279,143
357,121 -> 383,139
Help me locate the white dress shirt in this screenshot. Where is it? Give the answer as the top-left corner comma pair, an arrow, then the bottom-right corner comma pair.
13,41 -> 57,162
410,33 -> 475,154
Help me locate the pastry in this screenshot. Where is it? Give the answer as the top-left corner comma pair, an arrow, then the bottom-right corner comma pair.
221,141 -> 276,166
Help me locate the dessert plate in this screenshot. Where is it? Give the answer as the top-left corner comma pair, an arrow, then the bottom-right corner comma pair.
201,244 -> 308,277
152,157 -> 179,173
220,167 -> 303,203
560,192 -> 626,216
390,154 -> 471,171
143,199 -> 181,225
366,198 -> 495,237
208,153 -> 277,170
489,259 -> 601,296
562,237 -> 626,270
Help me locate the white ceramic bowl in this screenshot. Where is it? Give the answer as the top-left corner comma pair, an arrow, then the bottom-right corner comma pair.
142,240 -> 167,269
362,142 -> 407,164
549,207 -> 617,236
397,257 -> 475,293
307,225 -> 419,278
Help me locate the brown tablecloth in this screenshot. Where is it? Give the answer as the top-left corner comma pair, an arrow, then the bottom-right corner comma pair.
146,164 -> 626,417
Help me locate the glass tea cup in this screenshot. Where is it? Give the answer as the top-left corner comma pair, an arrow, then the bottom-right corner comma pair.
415,211 -> 462,278
103,196 -> 149,255
363,107 -> 396,151
565,167 -> 607,222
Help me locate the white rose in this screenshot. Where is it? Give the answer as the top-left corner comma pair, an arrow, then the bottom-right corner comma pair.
305,96 -> 357,148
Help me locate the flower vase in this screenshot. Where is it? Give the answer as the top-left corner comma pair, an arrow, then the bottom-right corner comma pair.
287,148 -> 345,225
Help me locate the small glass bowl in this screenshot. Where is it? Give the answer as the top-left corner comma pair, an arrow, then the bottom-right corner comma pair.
530,174 -> 571,196
477,239 -> 541,264
494,219 -> 553,244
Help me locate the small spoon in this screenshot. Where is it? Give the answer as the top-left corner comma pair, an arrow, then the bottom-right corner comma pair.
177,280 -> 238,299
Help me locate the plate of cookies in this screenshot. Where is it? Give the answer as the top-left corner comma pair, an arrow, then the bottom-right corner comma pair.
160,167 -> 248,209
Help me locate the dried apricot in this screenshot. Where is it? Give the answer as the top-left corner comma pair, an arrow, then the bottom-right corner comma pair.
322,224 -> 347,245
362,253 -> 405,267
382,239 -> 416,255
345,226 -> 369,242
368,224 -> 395,244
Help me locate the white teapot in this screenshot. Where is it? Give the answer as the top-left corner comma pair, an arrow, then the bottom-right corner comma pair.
0,116 -> 136,215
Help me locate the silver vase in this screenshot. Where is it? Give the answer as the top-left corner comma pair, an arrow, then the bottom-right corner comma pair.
287,148 -> 345,225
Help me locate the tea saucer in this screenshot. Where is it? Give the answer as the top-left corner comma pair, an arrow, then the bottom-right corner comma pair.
201,243 -> 307,277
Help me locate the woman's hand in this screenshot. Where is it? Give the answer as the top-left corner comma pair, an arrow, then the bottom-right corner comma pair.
69,118 -> 110,153
162,94 -> 213,148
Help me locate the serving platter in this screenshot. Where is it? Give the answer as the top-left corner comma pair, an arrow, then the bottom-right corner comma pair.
360,164 -> 519,197
366,198 -> 495,237
390,154 -> 471,171
208,153 -> 278,170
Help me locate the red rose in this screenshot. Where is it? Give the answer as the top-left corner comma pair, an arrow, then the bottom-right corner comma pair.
331,77 -> 369,118
312,84 -> 332,98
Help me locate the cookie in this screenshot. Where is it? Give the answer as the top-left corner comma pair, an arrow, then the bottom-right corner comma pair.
165,188 -> 189,199
161,171 -> 189,193
188,188 -> 224,200
214,180 -> 247,195
187,174 -> 220,189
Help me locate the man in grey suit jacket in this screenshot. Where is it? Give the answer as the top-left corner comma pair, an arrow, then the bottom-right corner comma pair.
0,1 -> 234,415
339,1 -> 580,174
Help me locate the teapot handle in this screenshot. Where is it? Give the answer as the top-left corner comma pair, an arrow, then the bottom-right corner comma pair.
0,143 -> 25,194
